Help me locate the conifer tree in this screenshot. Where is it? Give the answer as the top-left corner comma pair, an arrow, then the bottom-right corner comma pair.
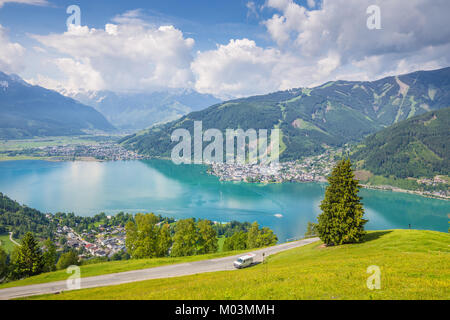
317,159 -> 367,245
11,232 -> 44,278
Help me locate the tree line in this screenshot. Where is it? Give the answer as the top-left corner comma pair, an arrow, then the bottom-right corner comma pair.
125,214 -> 278,259
0,232 -> 79,282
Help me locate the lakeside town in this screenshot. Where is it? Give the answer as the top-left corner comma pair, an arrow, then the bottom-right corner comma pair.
206,150 -> 450,200
1,138 -> 448,200
50,216 -> 127,259
1,142 -> 147,161
207,149 -> 340,183
208,159 -> 331,183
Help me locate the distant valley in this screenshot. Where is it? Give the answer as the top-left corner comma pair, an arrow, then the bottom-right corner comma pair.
62,89 -> 221,131
0,72 -> 115,139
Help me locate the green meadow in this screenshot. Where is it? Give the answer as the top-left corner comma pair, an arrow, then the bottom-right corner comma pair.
25,230 -> 450,300
0,233 -> 16,253
0,248 -> 248,289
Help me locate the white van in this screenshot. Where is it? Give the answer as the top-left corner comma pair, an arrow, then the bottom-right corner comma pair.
233,254 -> 255,269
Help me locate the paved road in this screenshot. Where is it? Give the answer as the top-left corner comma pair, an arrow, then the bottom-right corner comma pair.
0,237 -> 319,300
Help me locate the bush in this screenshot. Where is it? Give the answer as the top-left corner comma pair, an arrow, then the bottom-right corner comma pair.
56,250 -> 79,270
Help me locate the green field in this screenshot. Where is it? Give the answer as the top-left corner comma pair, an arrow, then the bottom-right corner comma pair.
0,136 -> 98,152
0,248 -> 248,289
0,233 -> 16,253
26,230 -> 450,300
0,136 -> 121,161
218,236 -> 226,252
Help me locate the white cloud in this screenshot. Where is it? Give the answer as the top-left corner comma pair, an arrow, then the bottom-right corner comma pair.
23,1 -> 450,99
0,24 -> 25,73
31,13 -> 195,93
264,0 -> 450,62
192,38 -> 323,99
191,0 -> 450,98
0,0 -> 48,8
192,39 -> 281,99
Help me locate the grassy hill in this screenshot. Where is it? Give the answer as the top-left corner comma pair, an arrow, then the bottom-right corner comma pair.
0,249 -> 249,290
26,230 -> 450,300
121,67 -> 450,161
0,233 -> 15,253
352,107 -> 449,179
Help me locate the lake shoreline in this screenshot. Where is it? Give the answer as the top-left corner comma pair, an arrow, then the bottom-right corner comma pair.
0,157 -> 448,201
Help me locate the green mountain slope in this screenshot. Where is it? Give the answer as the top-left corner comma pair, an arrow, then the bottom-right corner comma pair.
121,67 -> 450,160
352,107 -> 449,179
0,72 -> 115,139
0,192 -> 53,239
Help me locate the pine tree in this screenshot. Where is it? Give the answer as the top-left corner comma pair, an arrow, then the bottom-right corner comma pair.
11,232 -> 44,278
317,159 -> 367,246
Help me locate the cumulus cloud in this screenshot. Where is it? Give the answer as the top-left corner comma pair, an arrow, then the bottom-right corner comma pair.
191,0 -> 450,98
26,1 -> 450,99
192,39 -> 281,99
192,38 -> 327,99
31,12 -> 195,93
264,0 -> 450,64
0,25 -> 25,73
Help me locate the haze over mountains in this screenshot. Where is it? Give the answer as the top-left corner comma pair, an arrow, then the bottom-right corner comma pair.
121,67 -> 450,161
0,72 -> 115,139
60,89 -> 221,131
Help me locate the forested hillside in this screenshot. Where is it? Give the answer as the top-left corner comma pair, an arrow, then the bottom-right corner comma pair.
121,68 -> 450,160
0,193 -> 54,239
352,107 -> 449,178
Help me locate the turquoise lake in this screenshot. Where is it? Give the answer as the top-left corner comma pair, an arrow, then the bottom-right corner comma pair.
0,159 -> 448,242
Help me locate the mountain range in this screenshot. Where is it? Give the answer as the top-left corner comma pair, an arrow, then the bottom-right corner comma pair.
121,67 -> 450,161
60,89 -> 221,131
0,72 -> 115,139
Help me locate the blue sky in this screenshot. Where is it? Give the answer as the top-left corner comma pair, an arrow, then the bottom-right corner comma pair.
0,0 -> 448,99
0,0 -> 280,49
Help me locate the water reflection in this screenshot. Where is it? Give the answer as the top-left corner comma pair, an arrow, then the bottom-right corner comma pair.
0,160 -> 448,242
